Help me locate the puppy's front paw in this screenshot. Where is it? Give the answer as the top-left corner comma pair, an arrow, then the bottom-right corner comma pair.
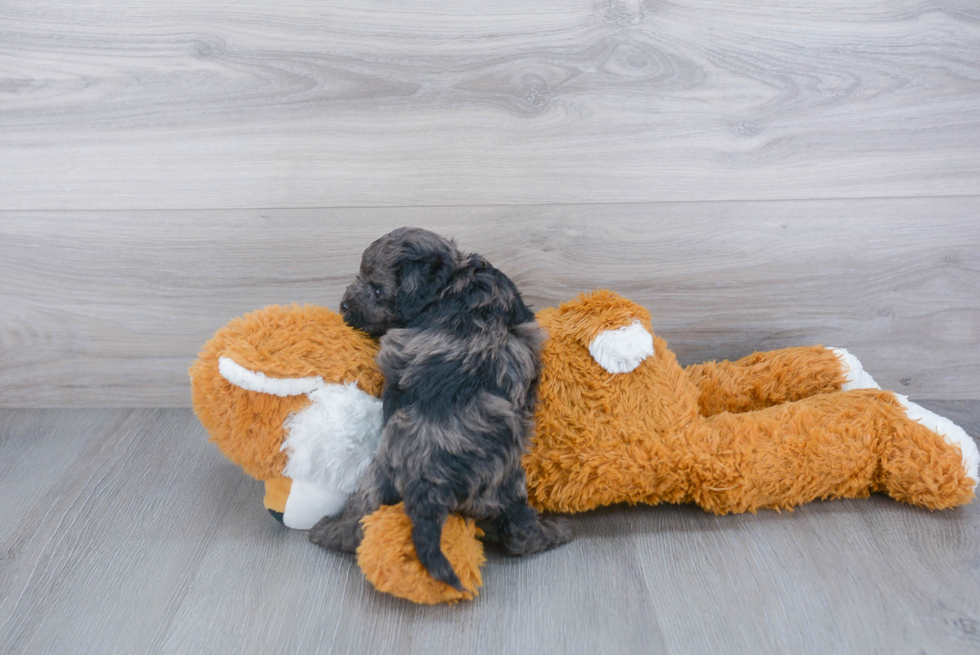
501,514 -> 573,556
588,322 -> 655,373
309,516 -> 361,553
538,515 -> 573,549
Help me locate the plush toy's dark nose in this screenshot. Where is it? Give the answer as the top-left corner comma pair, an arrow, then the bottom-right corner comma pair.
341,300 -> 350,311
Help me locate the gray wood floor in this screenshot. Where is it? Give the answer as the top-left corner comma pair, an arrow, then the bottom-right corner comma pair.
1,404 -> 979,655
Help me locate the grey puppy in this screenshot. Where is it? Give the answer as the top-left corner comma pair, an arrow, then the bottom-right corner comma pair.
309,227 -> 571,590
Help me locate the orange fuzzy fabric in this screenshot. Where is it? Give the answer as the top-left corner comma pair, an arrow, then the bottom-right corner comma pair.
685,346 -> 846,416
696,390 -> 975,512
190,304 -> 382,480
357,503 -> 485,605
263,477 -> 291,513
524,291 -> 975,514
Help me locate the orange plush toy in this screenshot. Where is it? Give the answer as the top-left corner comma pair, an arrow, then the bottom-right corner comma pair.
190,291 -> 978,605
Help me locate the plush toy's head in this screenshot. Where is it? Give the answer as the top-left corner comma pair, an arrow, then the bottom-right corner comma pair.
190,304 -> 385,527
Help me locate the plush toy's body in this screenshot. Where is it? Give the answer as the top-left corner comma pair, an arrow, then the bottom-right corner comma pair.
191,291 -> 978,604
526,293 -> 975,515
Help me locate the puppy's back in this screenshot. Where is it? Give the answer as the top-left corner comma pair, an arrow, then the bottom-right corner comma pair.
379,255 -> 543,590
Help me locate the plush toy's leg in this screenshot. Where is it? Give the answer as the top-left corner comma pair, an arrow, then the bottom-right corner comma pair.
685,346 -> 862,416
357,504 -> 487,605
695,390 -> 977,514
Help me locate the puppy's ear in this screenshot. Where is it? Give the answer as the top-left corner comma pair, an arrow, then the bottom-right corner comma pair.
394,237 -> 456,322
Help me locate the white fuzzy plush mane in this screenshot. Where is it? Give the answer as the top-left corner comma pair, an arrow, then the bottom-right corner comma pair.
281,383 -> 384,493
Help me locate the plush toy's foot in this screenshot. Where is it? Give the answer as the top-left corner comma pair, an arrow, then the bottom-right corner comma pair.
830,348 -> 881,391
867,391 -> 978,509
895,395 -> 979,491
357,504 -> 486,605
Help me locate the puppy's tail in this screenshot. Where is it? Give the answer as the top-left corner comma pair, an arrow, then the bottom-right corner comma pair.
405,497 -> 466,593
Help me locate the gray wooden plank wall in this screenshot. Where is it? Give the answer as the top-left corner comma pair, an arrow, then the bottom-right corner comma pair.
3,0 -> 980,209
2,201 -> 979,406
1,0 -> 979,405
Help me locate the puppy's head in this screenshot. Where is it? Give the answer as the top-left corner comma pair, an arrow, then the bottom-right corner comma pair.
341,228 -> 459,337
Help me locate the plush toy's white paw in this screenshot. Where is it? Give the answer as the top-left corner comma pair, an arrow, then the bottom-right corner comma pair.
588,321 -> 655,374
896,395 -> 980,490
830,347 -> 881,391
282,478 -> 351,529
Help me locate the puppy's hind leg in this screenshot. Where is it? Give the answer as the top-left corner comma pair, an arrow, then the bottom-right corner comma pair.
310,463 -> 397,553
494,472 -> 572,556
403,482 -> 466,592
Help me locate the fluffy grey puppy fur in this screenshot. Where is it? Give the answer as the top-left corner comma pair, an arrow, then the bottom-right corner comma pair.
309,227 -> 571,591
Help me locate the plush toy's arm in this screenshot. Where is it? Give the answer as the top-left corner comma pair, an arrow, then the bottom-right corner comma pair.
684,346 -> 854,416
544,290 -> 656,373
